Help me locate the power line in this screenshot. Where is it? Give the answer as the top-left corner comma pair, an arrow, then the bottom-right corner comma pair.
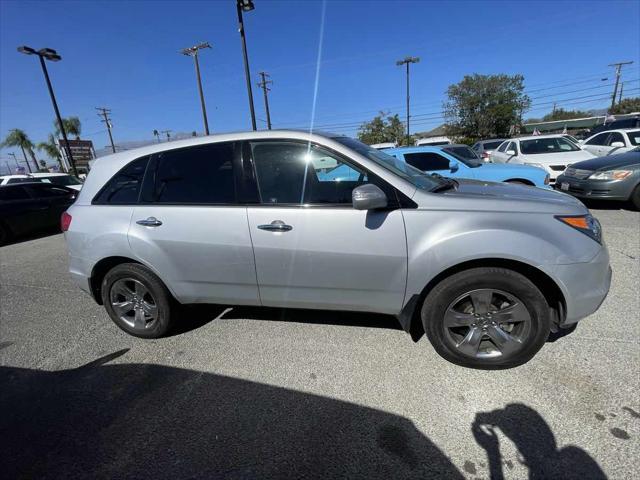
95,107 -> 116,153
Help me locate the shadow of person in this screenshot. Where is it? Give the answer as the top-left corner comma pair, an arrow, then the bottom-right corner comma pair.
1,351 -> 462,479
472,403 -> 605,480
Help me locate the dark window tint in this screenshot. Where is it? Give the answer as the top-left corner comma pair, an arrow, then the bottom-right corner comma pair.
93,156 -> 149,205
404,152 -> 450,171
628,131 -> 640,146
443,146 -> 482,166
607,132 -> 625,146
497,142 -> 508,152
483,140 -> 504,150
251,141 -> 371,205
0,186 -> 30,201
586,133 -> 610,146
26,185 -> 72,198
151,143 -> 235,204
506,142 -> 517,154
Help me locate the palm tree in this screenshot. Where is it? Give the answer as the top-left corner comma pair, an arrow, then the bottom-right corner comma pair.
1,129 -> 38,172
37,134 -> 66,172
53,116 -> 82,140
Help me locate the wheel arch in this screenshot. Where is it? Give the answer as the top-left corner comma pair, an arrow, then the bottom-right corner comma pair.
398,257 -> 566,341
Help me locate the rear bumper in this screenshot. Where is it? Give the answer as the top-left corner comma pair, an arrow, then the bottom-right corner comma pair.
555,176 -> 635,201
541,246 -> 612,326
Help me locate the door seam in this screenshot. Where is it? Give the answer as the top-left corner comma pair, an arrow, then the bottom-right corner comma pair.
244,207 -> 263,306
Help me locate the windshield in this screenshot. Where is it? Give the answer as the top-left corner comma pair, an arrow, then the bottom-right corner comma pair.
333,136 -> 439,190
482,140 -> 503,150
520,137 -> 580,155
628,131 -> 640,146
442,146 -> 483,167
40,175 -> 83,186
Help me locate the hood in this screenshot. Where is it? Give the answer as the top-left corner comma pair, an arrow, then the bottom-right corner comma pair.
415,178 -> 587,214
520,149 -> 595,165
565,150 -> 640,171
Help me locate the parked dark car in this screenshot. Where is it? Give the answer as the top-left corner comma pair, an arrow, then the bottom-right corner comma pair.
0,183 -> 77,244
587,114 -> 640,137
556,147 -> 640,209
471,139 -> 507,162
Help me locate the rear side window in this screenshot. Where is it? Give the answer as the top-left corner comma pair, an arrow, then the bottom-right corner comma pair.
404,152 -> 449,171
586,133 -> 610,146
497,142 -> 508,152
0,186 -> 30,201
149,143 -> 235,204
93,156 -> 150,205
607,132 -> 625,146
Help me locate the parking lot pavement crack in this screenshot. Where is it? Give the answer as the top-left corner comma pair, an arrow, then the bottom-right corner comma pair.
614,249 -> 637,260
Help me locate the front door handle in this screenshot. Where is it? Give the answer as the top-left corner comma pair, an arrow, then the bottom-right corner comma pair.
258,220 -> 292,232
136,216 -> 162,227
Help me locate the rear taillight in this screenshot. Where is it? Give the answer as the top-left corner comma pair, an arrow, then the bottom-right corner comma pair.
61,211 -> 72,232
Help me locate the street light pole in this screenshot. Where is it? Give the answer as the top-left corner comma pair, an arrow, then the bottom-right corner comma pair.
237,0 -> 257,131
17,46 -> 78,177
181,42 -> 212,135
396,56 -> 420,145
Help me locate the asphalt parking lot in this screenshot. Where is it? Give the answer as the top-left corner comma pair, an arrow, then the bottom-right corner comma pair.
1,205 -> 638,479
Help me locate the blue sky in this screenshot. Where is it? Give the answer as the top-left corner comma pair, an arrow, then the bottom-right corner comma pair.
1,0 -> 639,167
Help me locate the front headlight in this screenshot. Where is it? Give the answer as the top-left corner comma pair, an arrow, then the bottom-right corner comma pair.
589,169 -> 632,180
556,214 -> 602,244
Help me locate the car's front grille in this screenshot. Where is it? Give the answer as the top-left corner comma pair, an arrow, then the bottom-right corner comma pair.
549,165 -> 567,171
563,168 -> 592,179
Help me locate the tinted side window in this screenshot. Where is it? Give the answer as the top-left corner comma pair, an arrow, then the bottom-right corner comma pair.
250,141 -> 378,205
506,142 -> 518,154
0,186 -> 30,201
151,143 -> 235,204
607,132 -> 625,146
26,185 -> 71,198
94,156 -> 150,205
586,133 -> 609,146
404,152 -> 449,171
497,142 -> 508,152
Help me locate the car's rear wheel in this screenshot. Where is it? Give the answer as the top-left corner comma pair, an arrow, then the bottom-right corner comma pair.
422,267 -> 551,369
101,263 -> 174,338
630,184 -> 640,210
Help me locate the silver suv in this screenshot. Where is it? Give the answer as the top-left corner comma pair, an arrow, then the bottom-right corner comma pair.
63,131 -> 611,369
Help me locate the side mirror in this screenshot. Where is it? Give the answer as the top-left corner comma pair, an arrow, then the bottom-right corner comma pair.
449,160 -> 459,172
506,149 -> 516,156
352,184 -> 388,210
610,141 -> 625,148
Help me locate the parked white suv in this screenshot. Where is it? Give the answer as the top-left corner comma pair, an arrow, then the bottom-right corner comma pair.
63,130 -> 611,369
581,129 -> 640,157
491,135 -> 596,183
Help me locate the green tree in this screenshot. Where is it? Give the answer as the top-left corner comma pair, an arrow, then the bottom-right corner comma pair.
611,97 -> 640,115
1,128 -> 39,172
541,108 -> 591,122
358,112 -> 408,145
444,74 -> 531,141
53,116 -> 82,139
37,134 -> 65,172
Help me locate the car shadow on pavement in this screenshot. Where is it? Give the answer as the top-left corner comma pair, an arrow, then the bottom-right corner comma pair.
472,403 -> 606,480
220,305 -> 403,330
0,350 -> 462,479
0,226 -> 61,247
582,198 -> 637,211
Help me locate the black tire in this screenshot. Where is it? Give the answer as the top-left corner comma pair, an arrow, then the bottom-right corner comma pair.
421,267 -> 551,369
630,184 -> 640,211
101,263 -> 174,338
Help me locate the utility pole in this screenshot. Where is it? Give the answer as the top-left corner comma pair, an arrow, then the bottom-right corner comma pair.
236,0 -> 257,130
153,130 -> 161,143
181,42 -> 212,135
257,71 -> 273,130
552,102 -> 557,115
161,130 -> 172,142
608,61 -> 633,110
619,82 -> 624,104
96,107 -> 116,153
396,56 -> 420,145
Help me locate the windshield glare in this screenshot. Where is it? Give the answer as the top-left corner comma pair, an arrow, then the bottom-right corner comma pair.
332,137 -> 439,190
520,137 -> 580,155
443,146 -> 483,167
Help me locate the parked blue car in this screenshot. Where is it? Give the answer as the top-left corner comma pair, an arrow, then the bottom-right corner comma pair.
381,145 -> 551,189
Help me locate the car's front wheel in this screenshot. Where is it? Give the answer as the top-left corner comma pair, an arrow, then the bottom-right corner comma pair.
101,263 -> 174,338
422,267 -> 551,369
630,184 -> 640,210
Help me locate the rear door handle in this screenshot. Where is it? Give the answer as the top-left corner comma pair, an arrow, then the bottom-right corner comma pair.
136,216 -> 162,227
257,220 -> 292,232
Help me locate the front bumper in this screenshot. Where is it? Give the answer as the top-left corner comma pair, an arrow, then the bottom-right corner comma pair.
541,246 -> 612,326
555,175 -> 634,201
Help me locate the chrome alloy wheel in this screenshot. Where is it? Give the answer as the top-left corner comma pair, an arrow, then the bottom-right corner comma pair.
109,278 -> 158,331
443,289 -> 531,359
